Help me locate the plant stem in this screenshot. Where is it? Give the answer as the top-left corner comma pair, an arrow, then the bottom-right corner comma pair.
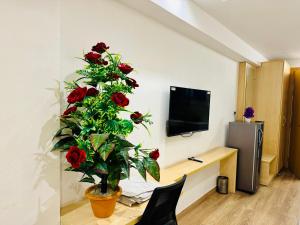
100,174 -> 108,194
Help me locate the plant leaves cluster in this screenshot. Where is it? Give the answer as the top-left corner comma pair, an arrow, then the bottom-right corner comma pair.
52,46 -> 160,191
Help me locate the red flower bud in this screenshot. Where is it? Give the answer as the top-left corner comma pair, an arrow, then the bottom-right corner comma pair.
66,146 -> 86,169
111,92 -> 129,107
110,73 -> 120,80
118,63 -> 133,74
149,149 -> 160,160
130,111 -> 143,124
92,42 -> 109,53
86,87 -> 99,97
126,78 -> 139,88
85,52 -> 101,64
63,106 -> 77,116
67,87 -> 87,104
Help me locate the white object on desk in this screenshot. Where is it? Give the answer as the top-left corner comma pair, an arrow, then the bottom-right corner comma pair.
118,177 -> 159,206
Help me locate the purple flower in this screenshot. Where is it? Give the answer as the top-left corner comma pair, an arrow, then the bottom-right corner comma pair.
244,107 -> 254,118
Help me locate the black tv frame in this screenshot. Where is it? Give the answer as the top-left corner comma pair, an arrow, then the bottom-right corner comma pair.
166,86 -> 211,137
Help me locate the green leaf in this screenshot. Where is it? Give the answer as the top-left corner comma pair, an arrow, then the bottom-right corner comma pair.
98,143 -> 115,161
117,149 -> 129,162
119,120 -> 134,133
80,177 -> 95,184
120,162 -> 130,179
95,162 -> 108,174
108,169 -> 120,191
65,167 -> 81,172
60,118 -> 81,135
133,159 -> 146,180
60,118 -> 79,129
118,138 -> 135,148
106,120 -> 119,133
51,137 -> 76,151
53,127 -> 67,138
64,81 -> 78,90
86,152 -> 94,163
53,127 -> 72,140
134,144 -> 142,151
81,118 -> 97,136
65,167 -> 74,171
143,157 -> 160,182
90,133 -> 109,150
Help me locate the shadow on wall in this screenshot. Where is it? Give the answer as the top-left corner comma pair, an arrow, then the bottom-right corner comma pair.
60,72 -> 90,206
33,81 -> 60,225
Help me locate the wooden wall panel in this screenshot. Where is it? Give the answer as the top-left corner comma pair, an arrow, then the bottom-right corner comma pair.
283,69 -> 294,168
289,68 -> 300,177
279,62 -> 291,169
236,62 -> 256,121
236,62 -> 247,121
245,64 -> 256,109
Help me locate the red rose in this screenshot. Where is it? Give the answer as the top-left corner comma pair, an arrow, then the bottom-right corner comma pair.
63,106 -> 77,116
85,52 -> 101,64
126,78 -> 139,88
67,87 -> 87,103
111,92 -> 129,107
86,87 -> 99,97
118,63 -> 133,74
102,60 -> 108,65
92,42 -> 109,53
66,146 -> 86,169
130,111 -> 143,124
110,73 -> 120,80
149,149 -> 159,160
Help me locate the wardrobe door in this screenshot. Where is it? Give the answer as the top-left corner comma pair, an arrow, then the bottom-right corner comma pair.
255,61 -> 283,173
278,62 -> 290,170
284,71 -> 294,168
289,69 -> 300,177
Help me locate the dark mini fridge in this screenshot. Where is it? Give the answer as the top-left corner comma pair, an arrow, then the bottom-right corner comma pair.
227,121 -> 264,193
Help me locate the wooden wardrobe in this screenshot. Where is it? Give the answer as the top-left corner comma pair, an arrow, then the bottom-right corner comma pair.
289,68 -> 300,177
237,60 -> 291,185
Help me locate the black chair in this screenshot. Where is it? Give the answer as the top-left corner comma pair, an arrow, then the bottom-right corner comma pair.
136,175 -> 187,225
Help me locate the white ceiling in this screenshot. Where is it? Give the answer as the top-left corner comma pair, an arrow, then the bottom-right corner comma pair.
193,0 -> 300,60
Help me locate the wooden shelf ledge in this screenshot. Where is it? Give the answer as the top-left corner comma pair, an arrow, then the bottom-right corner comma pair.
260,154 -> 277,186
159,147 -> 237,187
261,154 -> 276,163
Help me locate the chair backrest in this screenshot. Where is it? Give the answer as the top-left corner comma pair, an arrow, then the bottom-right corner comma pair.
137,175 -> 187,225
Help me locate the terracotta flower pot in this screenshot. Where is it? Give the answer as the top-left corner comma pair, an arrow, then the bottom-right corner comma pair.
85,185 -> 122,218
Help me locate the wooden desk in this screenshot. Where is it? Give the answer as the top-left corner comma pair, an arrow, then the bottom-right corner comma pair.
61,147 -> 237,225
159,147 -> 237,193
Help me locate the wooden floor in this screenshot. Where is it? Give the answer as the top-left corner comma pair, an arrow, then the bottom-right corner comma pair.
178,171 -> 300,225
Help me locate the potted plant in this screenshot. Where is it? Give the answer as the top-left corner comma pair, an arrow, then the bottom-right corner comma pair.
243,107 -> 254,123
52,42 -> 160,218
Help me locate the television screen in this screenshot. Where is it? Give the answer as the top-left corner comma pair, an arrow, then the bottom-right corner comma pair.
167,86 -> 211,136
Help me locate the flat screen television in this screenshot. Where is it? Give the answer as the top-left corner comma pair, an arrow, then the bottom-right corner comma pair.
166,86 -> 211,137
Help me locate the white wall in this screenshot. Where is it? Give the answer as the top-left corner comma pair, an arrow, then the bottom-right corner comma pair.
61,0 -> 238,211
287,59 -> 300,67
0,1 -> 60,225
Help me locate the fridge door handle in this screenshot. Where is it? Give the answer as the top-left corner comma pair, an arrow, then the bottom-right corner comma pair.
257,128 -> 263,160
